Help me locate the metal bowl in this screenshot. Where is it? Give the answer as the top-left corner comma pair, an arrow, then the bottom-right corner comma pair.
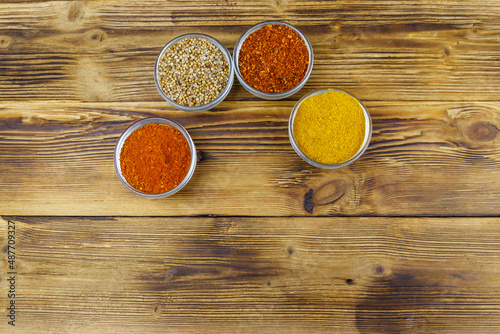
288,88 -> 372,169
114,117 -> 197,197
154,33 -> 234,112
233,21 -> 314,100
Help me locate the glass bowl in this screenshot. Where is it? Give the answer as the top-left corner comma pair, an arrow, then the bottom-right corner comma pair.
114,117 -> 197,197
233,21 -> 314,100
154,33 -> 234,112
288,88 -> 372,169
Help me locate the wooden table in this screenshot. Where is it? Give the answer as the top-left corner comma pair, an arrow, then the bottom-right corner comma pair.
1,1 -> 500,333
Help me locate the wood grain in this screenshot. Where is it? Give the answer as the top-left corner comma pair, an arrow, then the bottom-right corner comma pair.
1,1 -> 500,102
1,101 -> 500,216
2,216 -> 500,333
1,1 -> 500,332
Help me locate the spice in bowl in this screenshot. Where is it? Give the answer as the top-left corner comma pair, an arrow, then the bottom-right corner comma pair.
156,35 -> 232,110
233,21 -> 313,100
239,24 -> 308,93
290,89 -> 372,168
115,118 -> 196,197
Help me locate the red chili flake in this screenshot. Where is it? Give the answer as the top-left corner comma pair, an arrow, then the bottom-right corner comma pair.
238,24 -> 309,94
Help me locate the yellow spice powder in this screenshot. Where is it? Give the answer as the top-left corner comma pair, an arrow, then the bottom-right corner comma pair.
293,90 -> 366,164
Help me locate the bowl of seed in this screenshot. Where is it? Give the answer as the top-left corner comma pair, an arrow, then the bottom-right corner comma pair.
155,33 -> 234,112
233,21 -> 313,100
289,88 -> 372,169
114,117 -> 197,197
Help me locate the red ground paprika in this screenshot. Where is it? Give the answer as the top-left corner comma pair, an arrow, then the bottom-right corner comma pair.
120,123 -> 191,194
238,24 -> 309,93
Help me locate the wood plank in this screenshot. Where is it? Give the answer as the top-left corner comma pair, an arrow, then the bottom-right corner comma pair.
1,1 -> 500,102
1,101 -> 499,216
1,216 -> 500,333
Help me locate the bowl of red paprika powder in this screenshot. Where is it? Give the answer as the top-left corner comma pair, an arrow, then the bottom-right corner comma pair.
114,117 -> 197,197
233,21 -> 314,100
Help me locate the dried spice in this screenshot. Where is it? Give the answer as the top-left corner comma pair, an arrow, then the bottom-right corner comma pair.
238,24 -> 309,93
120,123 -> 191,194
293,91 -> 366,164
157,37 -> 229,107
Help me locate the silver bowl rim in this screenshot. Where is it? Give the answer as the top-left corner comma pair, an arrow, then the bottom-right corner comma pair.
154,33 -> 235,112
114,117 -> 197,197
288,88 -> 372,169
233,20 -> 314,100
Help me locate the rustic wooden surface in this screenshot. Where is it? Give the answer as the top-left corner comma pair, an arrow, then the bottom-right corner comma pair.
2,216 -> 500,334
1,0 -> 500,333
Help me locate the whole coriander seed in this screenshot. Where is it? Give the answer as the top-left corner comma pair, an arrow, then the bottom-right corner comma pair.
158,37 -> 230,107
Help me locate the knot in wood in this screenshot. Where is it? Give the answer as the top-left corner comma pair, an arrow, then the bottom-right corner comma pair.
465,121 -> 498,142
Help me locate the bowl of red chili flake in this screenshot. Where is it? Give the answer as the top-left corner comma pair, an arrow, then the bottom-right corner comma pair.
233,21 -> 313,100
114,117 -> 197,197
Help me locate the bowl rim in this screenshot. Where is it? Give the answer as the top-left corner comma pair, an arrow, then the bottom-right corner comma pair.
154,33 -> 235,112
288,88 -> 372,169
233,20 -> 314,100
114,117 -> 197,197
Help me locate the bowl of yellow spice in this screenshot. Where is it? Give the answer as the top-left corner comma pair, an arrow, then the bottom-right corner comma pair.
289,88 -> 372,169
